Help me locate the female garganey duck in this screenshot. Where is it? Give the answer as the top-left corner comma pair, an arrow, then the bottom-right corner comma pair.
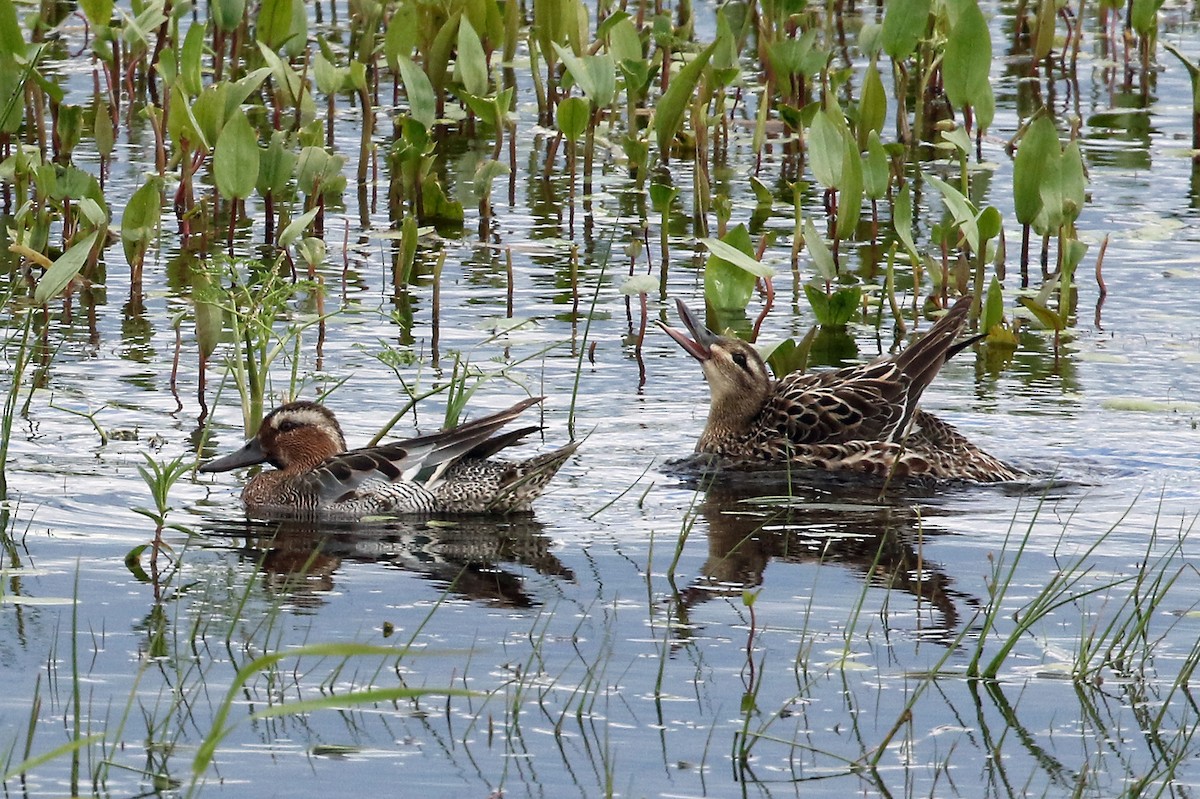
200,397 -> 578,516
659,296 -> 1018,481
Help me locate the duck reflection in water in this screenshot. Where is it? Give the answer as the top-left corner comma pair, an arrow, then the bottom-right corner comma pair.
665,471 -> 981,647
208,515 -> 574,609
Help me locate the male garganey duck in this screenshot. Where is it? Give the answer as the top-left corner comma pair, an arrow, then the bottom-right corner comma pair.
659,296 -> 1019,482
200,397 -> 578,516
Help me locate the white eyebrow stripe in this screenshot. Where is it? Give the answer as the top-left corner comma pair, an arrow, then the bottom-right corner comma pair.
271,408 -> 334,429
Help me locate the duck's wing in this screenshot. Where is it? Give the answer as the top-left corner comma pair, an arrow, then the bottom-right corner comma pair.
289,397 -> 546,504
766,362 -> 915,445
765,297 -> 973,446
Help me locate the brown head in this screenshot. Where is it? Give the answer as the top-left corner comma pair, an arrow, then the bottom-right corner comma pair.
658,299 -> 773,447
199,401 -> 348,475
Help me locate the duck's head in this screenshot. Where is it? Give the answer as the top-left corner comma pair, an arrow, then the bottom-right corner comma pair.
200,402 -> 347,473
658,299 -> 772,439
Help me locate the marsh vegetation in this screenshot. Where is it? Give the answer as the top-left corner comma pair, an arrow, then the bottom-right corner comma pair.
1,0 -> 1200,796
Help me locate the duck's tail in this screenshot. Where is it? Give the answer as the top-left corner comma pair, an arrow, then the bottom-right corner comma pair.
430,439 -> 581,514
886,296 -> 973,439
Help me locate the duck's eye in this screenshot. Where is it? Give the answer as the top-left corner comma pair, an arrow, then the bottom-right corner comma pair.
732,352 -> 749,369
277,420 -> 300,434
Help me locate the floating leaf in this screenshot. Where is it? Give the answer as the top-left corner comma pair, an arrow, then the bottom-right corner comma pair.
619,274 -> 658,295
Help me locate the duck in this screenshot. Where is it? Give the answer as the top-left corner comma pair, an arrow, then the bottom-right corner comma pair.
199,396 -> 579,517
658,296 -> 1019,482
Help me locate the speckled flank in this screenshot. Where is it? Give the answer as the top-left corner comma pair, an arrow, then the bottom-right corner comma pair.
661,296 -> 1019,482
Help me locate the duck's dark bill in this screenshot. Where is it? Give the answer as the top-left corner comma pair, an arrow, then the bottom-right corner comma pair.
659,299 -> 717,361
200,438 -> 268,472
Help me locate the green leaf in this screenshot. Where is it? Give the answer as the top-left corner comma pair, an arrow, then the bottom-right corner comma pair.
420,179 -> 464,224
79,0 -> 113,28
803,217 -> 837,280
881,0 -> 930,60
0,0 -> 25,62
93,103 -> 115,158
836,133 -> 863,240
211,0 -> 245,33
648,182 -> 679,213
699,237 -> 774,278
976,205 -> 1002,244
187,276 -> 226,367
983,274 -> 1005,332
556,96 -> 589,140
177,22 -> 205,96
214,111 -> 260,200
764,329 -> 815,377
1060,140 -> 1086,222
808,108 -> 843,189
256,41 -> 304,107
35,231 -> 100,304
455,18 -> 489,98
1018,295 -> 1064,331
313,51 -> 346,96
397,56 -> 437,130
943,2 -> 992,115
121,178 -> 163,265
857,59 -> 886,151
703,224 -> 759,311
653,40 -> 717,162
606,16 -> 642,64
1130,0 -> 1165,36
122,178 -> 163,239
471,158 -> 510,203
805,283 -> 861,327
257,130 -> 296,197
1013,114 -> 1058,225
384,3 -> 417,73
863,131 -> 889,199
278,206 -> 320,248
927,174 -> 980,253
750,175 -> 774,207
257,0 -> 294,52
